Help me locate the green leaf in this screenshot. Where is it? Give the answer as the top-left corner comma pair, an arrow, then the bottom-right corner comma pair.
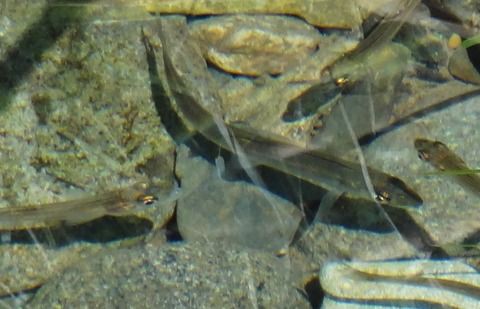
462,35 -> 480,49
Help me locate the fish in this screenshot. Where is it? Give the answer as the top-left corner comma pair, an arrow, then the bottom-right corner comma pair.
414,138 -> 480,196
0,182 -> 157,231
157,21 -> 423,209
338,0 -> 420,62
284,0 -> 420,122
327,0 -> 420,89
229,124 -> 423,208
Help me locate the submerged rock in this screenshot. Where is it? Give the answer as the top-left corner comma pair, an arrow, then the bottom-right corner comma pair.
189,15 -> 322,76
145,0 -> 362,28
175,146 -> 302,252
0,242 -> 132,299
29,242 -> 310,308
0,1 -> 177,298
296,222 -> 418,265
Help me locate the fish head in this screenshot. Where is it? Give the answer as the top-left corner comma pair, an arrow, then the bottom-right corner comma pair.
372,176 -> 423,209
414,138 -> 448,163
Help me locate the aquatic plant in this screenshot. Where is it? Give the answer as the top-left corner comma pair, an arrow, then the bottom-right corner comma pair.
462,34 -> 480,49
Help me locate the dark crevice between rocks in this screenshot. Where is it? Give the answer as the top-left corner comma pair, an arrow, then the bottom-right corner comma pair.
462,230 -> 480,247
466,43 -> 480,74
0,215 -> 153,248
164,207 -> 183,242
171,147 -> 182,188
302,276 -> 323,309
421,0 -> 463,24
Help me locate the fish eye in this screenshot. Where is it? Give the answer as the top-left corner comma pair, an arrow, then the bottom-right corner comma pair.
335,76 -> 349,87
375,191 -> 391,203
417,151 -> 429,161
141,195 -> 157,205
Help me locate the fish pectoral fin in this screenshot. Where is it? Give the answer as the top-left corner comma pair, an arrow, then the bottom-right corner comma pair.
313,191 -> 343,224
215,155 -> 226,179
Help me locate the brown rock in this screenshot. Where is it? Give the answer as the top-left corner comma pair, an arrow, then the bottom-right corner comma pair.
189,15 -> 322,76
146,0 -> 362,28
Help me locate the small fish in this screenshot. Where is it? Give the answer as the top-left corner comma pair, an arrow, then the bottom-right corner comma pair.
228,124 -> 423,209
414,138 -> 480,196
283,0 -> 420,121
329,0 -> 420,86
0,182 -> 157,231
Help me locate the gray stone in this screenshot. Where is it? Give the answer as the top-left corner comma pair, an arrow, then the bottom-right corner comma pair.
29,242 -> 310,308
0,1 -> 177,297
189,15 -> 323,76
363,89 -> 480,245
145,0 -> 362,29
176,146 -> 302,252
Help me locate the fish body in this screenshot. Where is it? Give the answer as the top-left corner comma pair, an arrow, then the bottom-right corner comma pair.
229,124 -> 422,208
283,0 -> 419,122
0,183 -> 155,231
414,138 -> 480,196
328,0 -> 420,89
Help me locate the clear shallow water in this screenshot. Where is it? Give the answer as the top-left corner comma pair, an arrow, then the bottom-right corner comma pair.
0,1 -> 479,308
